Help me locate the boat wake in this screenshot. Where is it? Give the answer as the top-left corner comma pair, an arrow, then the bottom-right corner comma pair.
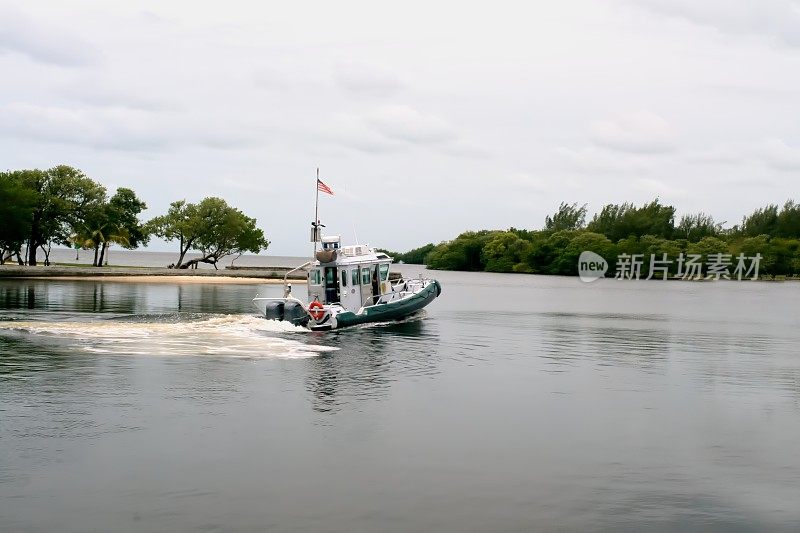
0,314 -> 336,359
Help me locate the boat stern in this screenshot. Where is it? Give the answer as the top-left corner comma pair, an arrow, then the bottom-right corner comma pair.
252,297 -> 310,327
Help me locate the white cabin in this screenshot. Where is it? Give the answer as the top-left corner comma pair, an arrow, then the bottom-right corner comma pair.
308,235 -> 394,312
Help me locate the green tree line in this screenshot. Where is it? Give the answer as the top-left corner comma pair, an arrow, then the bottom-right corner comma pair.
394,199 -> 800,278
0,166 -> 269,268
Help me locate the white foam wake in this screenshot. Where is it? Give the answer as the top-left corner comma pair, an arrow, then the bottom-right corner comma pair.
0,315 -> 335,359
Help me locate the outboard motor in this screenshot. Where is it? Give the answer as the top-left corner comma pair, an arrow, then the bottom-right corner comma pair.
263,300 -> 285,321
284,300 -> 310,327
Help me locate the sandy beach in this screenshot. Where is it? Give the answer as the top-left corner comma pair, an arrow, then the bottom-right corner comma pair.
0,265 -> 307,283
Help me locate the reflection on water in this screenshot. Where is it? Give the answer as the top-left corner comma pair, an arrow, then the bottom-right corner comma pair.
305,316 -> 441,413
2,275 -> 800,531
0,279 -> 282,315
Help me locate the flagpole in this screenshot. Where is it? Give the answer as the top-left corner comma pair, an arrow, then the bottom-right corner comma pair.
313,167 -> 320,258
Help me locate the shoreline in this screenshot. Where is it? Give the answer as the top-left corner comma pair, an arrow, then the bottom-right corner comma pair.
0,265 -> 306,284
14,276 -> 292,284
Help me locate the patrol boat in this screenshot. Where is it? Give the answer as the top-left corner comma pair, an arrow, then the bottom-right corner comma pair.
252,174 -> 441,331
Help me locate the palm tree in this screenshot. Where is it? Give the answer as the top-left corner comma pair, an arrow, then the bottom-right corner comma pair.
98,226 -> 130,266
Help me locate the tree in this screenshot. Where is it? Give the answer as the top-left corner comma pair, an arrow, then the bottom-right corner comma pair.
147,200 -> 199,268
676,212 -> 721,242
687,236 -> 729,259
391,197 -> 800,278
376,243 -> 436,264
76,207 -> 112,267
539,230 -> 579,275
426,231 -> 496,271
545,202 -> 587,231
587,199 -> 675,241
637,235 -> 683,276
406,243 -> 436,264
149,197 -> 269,269
742,204 -> 779,237
776,200 -> 800,238
99,188 -> 149,265
481,231 -> 532,272
75,187 -> 149,266
19,166 -> 105,265
0,172 -> 37,264
558,232 -> 616,276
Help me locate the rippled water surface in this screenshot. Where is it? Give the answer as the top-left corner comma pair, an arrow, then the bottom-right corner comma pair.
2,270 -> 800,532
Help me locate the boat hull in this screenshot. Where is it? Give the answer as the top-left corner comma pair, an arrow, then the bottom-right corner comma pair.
317,279 -> 441,330
254,280 -> 441,331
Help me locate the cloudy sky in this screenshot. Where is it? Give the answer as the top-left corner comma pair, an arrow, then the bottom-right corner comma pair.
2,1 -> 799,255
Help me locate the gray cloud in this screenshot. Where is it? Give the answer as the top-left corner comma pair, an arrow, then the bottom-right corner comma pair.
58,80 -> 177,112
636,0 -> 800,47
0,6 -> 101,66
756,138 -> 800,171
319,112 -> 404,154
501,173 -> 552,192
589,111 -> 675,154
0,102 -> 263,153
365,105 -> 457,144
321,105 -> 461,154
555,146 -> 653,174
333,62 -> 404,97
686,139 -> 800,172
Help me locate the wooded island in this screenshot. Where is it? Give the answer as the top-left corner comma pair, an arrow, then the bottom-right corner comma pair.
383,200 -> 800,278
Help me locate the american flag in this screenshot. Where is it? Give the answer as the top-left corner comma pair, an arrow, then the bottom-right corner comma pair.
317,179 -> 333,195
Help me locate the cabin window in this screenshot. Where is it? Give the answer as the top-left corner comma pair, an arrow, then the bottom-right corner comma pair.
341,270 -> 347,287
361,267 -> 371,285
352,269 -> 360,285
309,270 -> 321,285
325,268 -> 335,285
379,264 -> 389,281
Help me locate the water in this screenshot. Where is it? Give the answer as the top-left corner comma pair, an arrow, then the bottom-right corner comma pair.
1,269 -> 800,532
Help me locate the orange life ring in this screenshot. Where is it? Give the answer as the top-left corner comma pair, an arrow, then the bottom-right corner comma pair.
308,301 -> 324,320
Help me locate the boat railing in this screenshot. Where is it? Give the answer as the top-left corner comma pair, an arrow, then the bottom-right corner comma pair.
283,260 -> 312,285
359,286 -> 413,311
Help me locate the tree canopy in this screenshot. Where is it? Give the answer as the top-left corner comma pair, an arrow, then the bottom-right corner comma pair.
1,166 -> 154,266
0,173 -> 37,264
2,166 -> 268,269
416,198 -> 800,278
376,243 -> 436,264
148,197 -> 269,269
587,199 -> 676,241
545,202 -> 587,231
75,187 -> 149,266
1,166 -> 107,265
740,201 -> 800,239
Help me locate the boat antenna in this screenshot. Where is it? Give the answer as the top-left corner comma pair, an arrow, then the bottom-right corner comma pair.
313,167 -> 320,258
352,222 -> 359,245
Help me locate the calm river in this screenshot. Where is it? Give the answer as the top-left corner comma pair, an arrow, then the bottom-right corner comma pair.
1,268 -> 799,532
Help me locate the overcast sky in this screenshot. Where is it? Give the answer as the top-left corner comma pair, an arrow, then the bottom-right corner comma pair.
2,1 -> 799,255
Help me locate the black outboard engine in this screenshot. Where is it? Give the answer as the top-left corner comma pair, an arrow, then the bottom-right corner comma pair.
283,300 -> 310,327
263,300 -> 285,321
